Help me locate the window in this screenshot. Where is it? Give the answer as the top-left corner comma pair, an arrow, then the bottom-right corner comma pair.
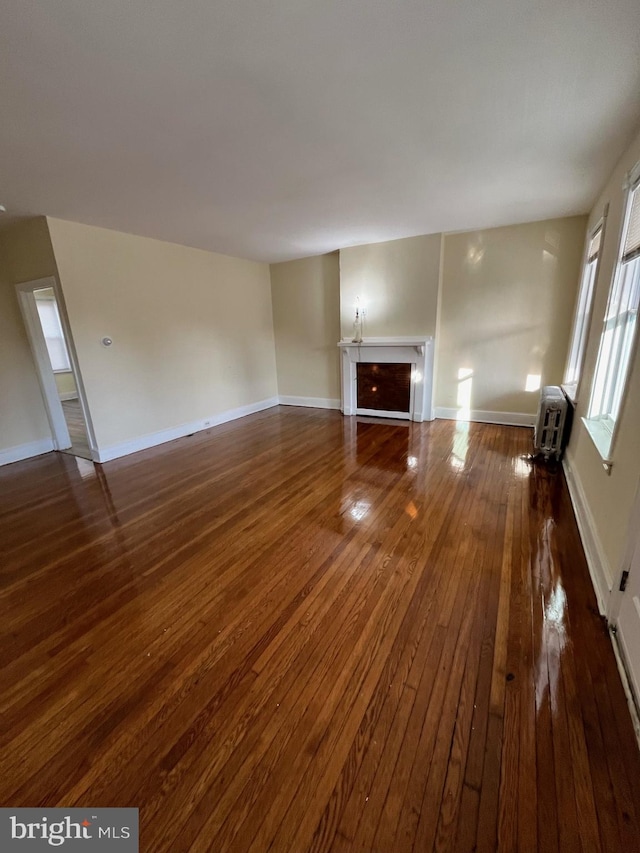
35,293 -> 71,372
585,169 -> 640,462
563,221 -> 603,399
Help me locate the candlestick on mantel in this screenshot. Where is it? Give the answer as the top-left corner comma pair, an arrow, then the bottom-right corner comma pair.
352,300 -> 364,343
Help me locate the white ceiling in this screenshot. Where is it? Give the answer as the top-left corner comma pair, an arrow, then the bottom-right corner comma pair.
1,0 -> 639,262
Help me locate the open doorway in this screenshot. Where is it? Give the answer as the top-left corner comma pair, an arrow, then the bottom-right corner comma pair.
33,287 -> 91,459
16,277 -> 96,461
611,480 -> 640,737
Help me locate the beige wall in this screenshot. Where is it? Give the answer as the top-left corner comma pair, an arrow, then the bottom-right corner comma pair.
566,124 -> 640,590
436,217 -> 586,416
47,218 -> 277,450
0,218 -> 58,455
339,234 -> 441,339
270,253 -> 341,402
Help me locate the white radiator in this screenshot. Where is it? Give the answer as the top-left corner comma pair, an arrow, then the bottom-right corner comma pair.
533,386 -> 568,460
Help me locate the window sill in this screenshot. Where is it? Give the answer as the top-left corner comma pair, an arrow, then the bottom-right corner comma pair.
561,382 -> 578,405
582,416 -> 614,470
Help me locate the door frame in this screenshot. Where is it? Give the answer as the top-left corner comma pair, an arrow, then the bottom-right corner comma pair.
609,475 -> 640,626
16,276 -> 97,458
608,477 -> 640,734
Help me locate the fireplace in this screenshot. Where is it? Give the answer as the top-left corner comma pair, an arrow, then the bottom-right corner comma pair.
338,337 -> 434,422
356,363 -> 411,413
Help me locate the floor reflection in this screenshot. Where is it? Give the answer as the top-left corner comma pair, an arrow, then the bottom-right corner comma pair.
336,417 -> 428,534
355,420 -> 410,473
512,455 -> 533,478
532,499 -> 568,717
451,421 -> 469,471
348,499 -> 371,522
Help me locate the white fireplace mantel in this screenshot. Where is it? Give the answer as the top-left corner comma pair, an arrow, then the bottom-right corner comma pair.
338,336 -> 434,422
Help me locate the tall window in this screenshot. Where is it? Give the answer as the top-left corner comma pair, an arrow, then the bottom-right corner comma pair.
564,222 -> 603,398
586,171 -> 640,461
35,293 -> 71,372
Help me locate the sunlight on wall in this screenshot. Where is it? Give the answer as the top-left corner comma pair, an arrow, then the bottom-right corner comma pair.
456,367 -> 473,420
466,242 -> 485,267
344,271 -> 388,335
545,229 -> 560,252
525,373 -> 541,392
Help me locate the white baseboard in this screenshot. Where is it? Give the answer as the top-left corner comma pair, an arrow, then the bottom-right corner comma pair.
278,396 -> 341,410
95,396 -> 279,463
59,392 -> 79,401
434,407 -> 535,428
612,628 -> 640,748
0,437 -> 55,466
562,452 -> 612,615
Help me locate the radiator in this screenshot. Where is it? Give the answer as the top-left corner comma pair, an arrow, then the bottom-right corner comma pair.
533,386 -> 568,460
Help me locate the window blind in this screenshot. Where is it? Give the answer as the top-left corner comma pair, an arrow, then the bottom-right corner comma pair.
587,227 -> 601,262
622,184 -> 640,263
35,298 -> 71,371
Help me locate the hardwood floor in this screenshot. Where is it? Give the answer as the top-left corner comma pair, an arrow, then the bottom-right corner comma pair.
1,408 -> 639,852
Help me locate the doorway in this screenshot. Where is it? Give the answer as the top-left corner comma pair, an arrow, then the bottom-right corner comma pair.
16,277 -> 96,461
613,482 -> 640,727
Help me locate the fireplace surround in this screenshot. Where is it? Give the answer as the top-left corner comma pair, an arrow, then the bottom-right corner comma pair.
338,337 -> 434,421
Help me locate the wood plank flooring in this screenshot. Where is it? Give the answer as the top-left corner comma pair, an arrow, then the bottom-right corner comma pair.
1,408 -> 639,852
61,398 -> 91,460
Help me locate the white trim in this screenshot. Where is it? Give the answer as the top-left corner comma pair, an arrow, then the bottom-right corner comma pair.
562,209 -> 607,398
0,438 -> 55,466
355,407 -> 412,421
59,392 -> 79,402
608,475 -> 640,747
339,337 -> 434,422
561,382 -> 578,405
626,158 -> 640,191
587,183 -> 640,463
278,395 -> 341,410
95,396 -> 279,463
16,275 -> 99,459
45,276 -> 99,458
581,415 -> 614,467
608,477 -> 640,625
16,279 -> 71,450
338,335 -> 433,347
612,629 -> 640,748
434,407 -> 535,427
562,452 -> 612,615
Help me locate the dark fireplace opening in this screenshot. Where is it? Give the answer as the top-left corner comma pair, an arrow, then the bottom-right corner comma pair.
356,362 -> 411,413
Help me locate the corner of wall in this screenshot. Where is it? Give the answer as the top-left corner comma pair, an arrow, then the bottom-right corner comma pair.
432,232 -> 446,411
